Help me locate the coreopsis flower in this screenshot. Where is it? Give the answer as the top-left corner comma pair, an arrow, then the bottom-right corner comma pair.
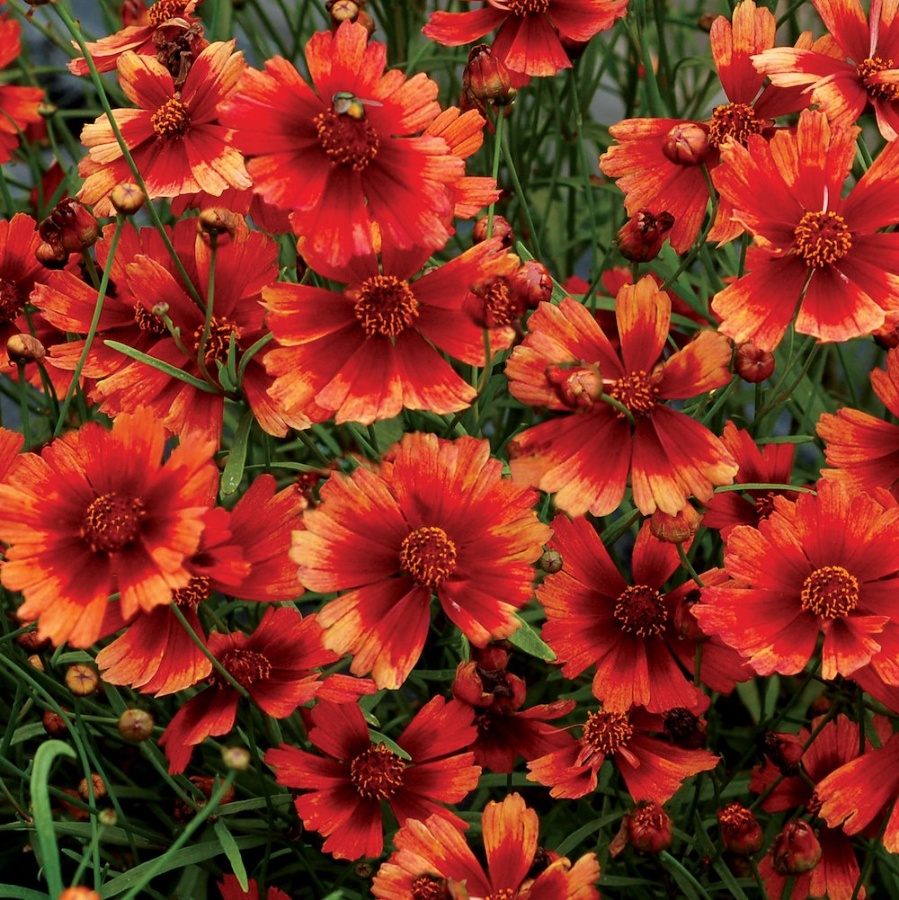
159,607 -> 343,773
218,875 -> 290,900
818,348 -> 899,495
0,15 -> 44,164
717,803 -> 763,856
372,793 -> 600,899
423,0 -> 629,81
78,41 -> 251,216
701,422 -> 801,538
219,22 -> 475,267
263,237 -> 517,426
540,517 -> 746,713
693,479 -> 899,683
710,109 -> 899,350
266,697 -> 480,860
0,408 -> 218,648
527,706 -> 718,801
0,214 -> 47,368
506,276 -> 737,517
294,432 -> 551,689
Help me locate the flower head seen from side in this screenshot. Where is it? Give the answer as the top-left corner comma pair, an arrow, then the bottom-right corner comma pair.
0,15 -> 44,164
372,792 -> 600,899
693,479 -> 899,683
506,275 -> 737,517
266,696 -> 480,860
293,432 -> 551,690
423,0 -> 629,81
0,214 -> 48,368
78,41 -> 251,215
219,22 -> 472,266
0,408 -> 218,648
711,109 -> 899,350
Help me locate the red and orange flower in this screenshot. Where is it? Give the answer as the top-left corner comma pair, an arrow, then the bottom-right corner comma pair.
0,15 -> 44,164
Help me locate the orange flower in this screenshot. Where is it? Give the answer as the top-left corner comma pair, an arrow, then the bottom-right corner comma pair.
0,15 -> 44,164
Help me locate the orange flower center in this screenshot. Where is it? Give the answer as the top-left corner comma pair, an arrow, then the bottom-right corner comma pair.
173,575 -> 211,608
0,278 -> 24,324
754,490 -> 778,520
193,316 -> 241,364
349,743 -> 405,799
354,275 -> 419,337
217,648 -> 272,688
793,210 -> 853,267
486,891 -> 517,900
411,876 -> 450,900
81,492 -> 146,553
800,565 -> 859,619
313,106 -> 380,172
151,97 -> 191,137
857,56 -> 899,101
506,0 -> 550,13
608,370 -> 659,417
400,526 -> 457,588
582,710 -> 633,755
148,0 -> 189,26
707,102 -> 763,148
133,302 -> 168,335
478,278 -> 520,328
614,584 -> 668,637
718,802 -> 756,831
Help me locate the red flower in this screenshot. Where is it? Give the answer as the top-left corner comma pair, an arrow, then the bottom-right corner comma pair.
0,408 -> 218,648
423,0 -> 629,80
263,238 -> 518,426
159,607 -> 340,773
295,432 -> 550,689
372,793 -> 600,899
218,875 -> 290,900
0,15 -> 44,164
506,276 -> 737,517
219,22 -> 473,266
78,41 -> 251,215
711,109 -> 899,350
0,214 -> 48,369
694,479 -> 899,682
266,696 -> 480,860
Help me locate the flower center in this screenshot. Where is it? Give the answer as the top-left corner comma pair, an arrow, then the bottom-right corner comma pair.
754,490 -> 778,520
800,565 -> 859,619
354,275 -> 419,337
148,0 -> 189,26
614,584 -> 668,637
173,575 -> 211,608
506,0 -> 550,13
608,370 -> 659,417
793,210 -> 853,268
81,492 -> 146,554
707,102 -> 763,149
133,302 -> 168,335
486,891 -> 517,900
476,278 -> 522,328
0,278 -> 24,324
857,56 -> 899,101
400,526 -> 457,589
193,316 -> 241,364
313,107 -> 380,172
349,743 -> 405,800
216,648 -> 272,688
582,710 -> 633,755
411,876 -> 450,900
151,97 -> 191,137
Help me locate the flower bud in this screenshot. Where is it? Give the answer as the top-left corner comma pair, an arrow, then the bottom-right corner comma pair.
626,801 -> 673,854
117,709 -> 155,743
65,664 -> 99,697
43,709 -> 68,736
28,654 -> 45,671
78,774 -> 107,802
617,210 -> 675,262
463,44 -> 516,109
539,549 -> 563,574
508,259 -> 552,310
663,707 -> 707,749
718,802 -> 763,856
110,183 -> 146,216
36,240 -> 68,269
197,207 -> 239,239
547,364 -> 603,411
7,334 -> 47,364
39,199 -> 99,254
58,888 -> 102,900
662,123 -> 710,166
763,731 -> 804,776
734,341 -> 775,383
222,746 -> 251,771
672,589 -> 708,643
98,808 -> 118,826
771,820 -> 821,875
697,12 -> 716,31
650,504 -> 701,543
173,775 -> 236,822
471,643 -> 511,671
327,0 -> 375,34
473,214 -> 514,248
17,630 -> 49,652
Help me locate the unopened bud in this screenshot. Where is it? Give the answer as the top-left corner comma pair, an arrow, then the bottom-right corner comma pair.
734,342 -> 775,383
771,820 -> 821,875
508,259 -> 553,310
763,731 -> 804,776
672,589 -> 708,642
65,664 -> 99,696
98,808 -> 118,826
197,207 -> 239,239
39,199 -> 99,254
662,123 -> 710,166
43,709 -> 68,736
617,209 -> 675,262
718,802 -> 763,856
36,240 -> 68,269
697,12 -> 716,31
626,801 -> 673,854
57,888 -> 102,900
117,709 -> 154,743
650,505 -> 701,543
17,630 -> 49,652
473,214 -> 514,248
27,654 -> 44,671
7,334 -> 46,364
222,746 -> 251,771
354,862 -> 374,879
110,183 -> 145,215
78,774 -> 107,802
151,302 -> 170,319
547,364 -> 603,411
539,548 -> 563,574
463,44 -> 516,108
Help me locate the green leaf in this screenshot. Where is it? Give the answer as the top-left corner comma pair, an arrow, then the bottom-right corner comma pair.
220,409 -> 254,497
0,887 -> 51,900
369,731 -> 411,761
30,740 -> 76,898
213,820 -> 248,892
103,341 -> 219,394
507,615 -> 556,661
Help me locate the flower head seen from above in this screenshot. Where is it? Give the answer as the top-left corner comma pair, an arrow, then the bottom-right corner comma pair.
293,432 -> 551,689
506,275 -> 737,517
266,696 -> 480,860
0,408 -> 218,648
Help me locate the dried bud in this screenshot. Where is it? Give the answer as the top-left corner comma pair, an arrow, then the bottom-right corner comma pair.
662,123 -> 710,166
36,240 -> 68,269
735,341 -> 775,383
197,207 -> 239,239
222,746 -> 251,771
473,214 -> 514,248
771,820 -> 821,875
42,709 -> 68,736
16,630 -> 49,652
463,44 -> 516,109
117,709 -> 154,743
78,774 -> 107,802
58,888 -> 102,900
110,183 -> 146,215
539,548 -> 563,574
873,313 -> 899,350
354,861 -> 374,879
626,801 -> 673,854
650,504 -> 701,543
718,802 -> 763,856
173,775 -> 237,822
763,731 -> 804,776
547,364 -> 603,411
617,209 -> 675,262
452,660 -> 490,706
7,334 -> 47,364
65,664 -> 99,697
663,707 -> 707,749
39,198 -> 99,254
508,259 -> 553,310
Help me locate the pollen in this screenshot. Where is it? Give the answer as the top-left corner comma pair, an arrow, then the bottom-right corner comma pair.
857,57 -> 899,102
148,0 -> 189,27
0,278 -> 24,324
411,876 -> 450,900
313,107 -> 380,172
173,575 -> 212,608
608,370 -> 659,417
216,648 -> 272,688
133,302 -> 168,335
354,275 -> 420,337
477,278 -> 520,328
400,526 -> 457,589
81,493 -> 146,554
581,710 -> 633,756
800,565 -> 859,619
793,210 -> 853,268
349,743 -> 405,800
506,0 -> 551,13
614,584 -> 668,637
193,316 -> 241,364
151,96 -> 191,137
707,102 -> 763,148
754,490 -> 778,520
